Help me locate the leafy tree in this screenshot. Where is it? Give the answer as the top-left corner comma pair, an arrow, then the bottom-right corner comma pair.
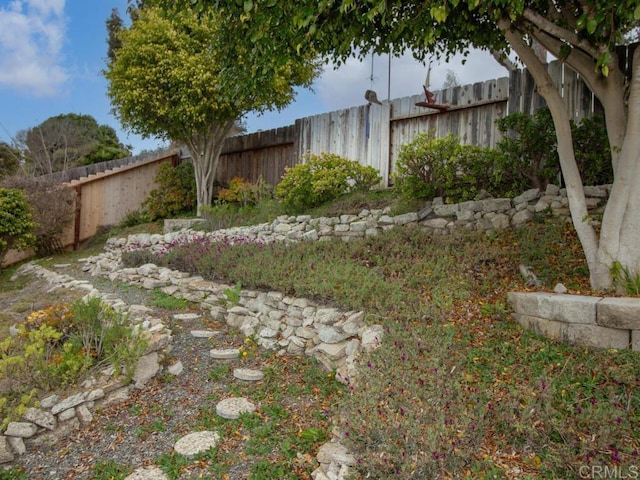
0,142 -> 21,179
106,8 -> 124,62
183,0 -> 640,290
0,188 -> 36,267
104,5 -> 318,215
17,114 -> 130,176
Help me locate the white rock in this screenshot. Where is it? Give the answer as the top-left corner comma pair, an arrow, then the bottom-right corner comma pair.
174,431 -> 220,458
125,466 -> 169,480
216,397 -> 256,420
210,348 -> 240,359
233,368 -> 265,381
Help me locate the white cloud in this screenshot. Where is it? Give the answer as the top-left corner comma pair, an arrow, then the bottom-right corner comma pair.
315,49 -> 510,111
0,0 -> 68,96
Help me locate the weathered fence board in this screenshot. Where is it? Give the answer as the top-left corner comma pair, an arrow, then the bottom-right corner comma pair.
217,125 -> 295,186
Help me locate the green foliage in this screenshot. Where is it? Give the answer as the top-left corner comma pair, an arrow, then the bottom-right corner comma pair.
0,467 -> 27,480
157,452 -> 190,480
222,281 -> 242,306
276,153 -> 381,213
104,5 -> 318,142
573,114 -> 613,186
217,176 -> 273,207
495,107 -> 559,192
394,133 -> 509,202
496,107 -> 613,191
148,209 -> 640,477
150,290 -> 189,310
610,261 -> 640,296
120,248 -> 159,268
0,142 -> 21,179
20,113 -> 129,175
119,209 -> 152,228
143,162 -> 196,221
91,460 -> 132,480
201,197 -> 284,231
0,297 -> 147,427
1,177 -> 76,257
0,188 -> 36,265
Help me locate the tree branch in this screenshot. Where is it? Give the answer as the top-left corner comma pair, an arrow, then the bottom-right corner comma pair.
531,29 -> 604,98
521,7 -> 601,61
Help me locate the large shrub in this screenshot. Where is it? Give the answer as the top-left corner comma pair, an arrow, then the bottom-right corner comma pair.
495,106 -> 559,192
394,133 -> 507,202
276,153 -> 381,213
0,188 -> 36,266
1,176 -> 75,256
495,107 -> 612,191
143,162 -> 196,220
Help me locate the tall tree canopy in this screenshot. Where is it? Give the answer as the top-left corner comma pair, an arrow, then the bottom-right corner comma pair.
104,5 -> 319,214
181,0 -> 639,290
16,113 -> 130,176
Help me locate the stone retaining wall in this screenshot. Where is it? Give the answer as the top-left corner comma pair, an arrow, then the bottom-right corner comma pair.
163,183 -> 609,241
508,292 -> 640,351
81,255 -> 384,385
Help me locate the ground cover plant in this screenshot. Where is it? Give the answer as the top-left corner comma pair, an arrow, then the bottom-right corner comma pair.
131,212 -> 640,478
0,297 -> 147,429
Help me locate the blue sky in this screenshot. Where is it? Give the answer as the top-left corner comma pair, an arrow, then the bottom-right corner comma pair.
0,0 -> 509,155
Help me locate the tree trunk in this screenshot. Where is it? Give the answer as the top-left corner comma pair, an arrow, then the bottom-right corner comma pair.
500,21 -> 603,287
184,120 -> 235,216
595,47 -> 640,289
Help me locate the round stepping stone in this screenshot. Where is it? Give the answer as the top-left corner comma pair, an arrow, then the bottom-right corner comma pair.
190,330 -> 220,338
174,431 -> 220,458
173,313 -> 201,321
233,368 -> 264,382
125,466 -> 168,480
216,397 -> 256,420
210,348 -> 240,359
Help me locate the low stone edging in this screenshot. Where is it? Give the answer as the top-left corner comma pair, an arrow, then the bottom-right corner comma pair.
0,264 -> 174,464
508,292 -> 640,351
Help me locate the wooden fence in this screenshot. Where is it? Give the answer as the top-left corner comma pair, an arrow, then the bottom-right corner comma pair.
216,58 -> 605,188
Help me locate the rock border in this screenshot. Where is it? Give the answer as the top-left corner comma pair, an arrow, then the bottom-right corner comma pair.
1,263 -> 173,463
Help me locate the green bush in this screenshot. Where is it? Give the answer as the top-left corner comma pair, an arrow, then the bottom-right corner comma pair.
119,209 -> 152,228
0,297 -> 147,428
573,114 -> 613,186
217,176 -> 273,207
0,188 -> 36,266
143,162 -> 196,220
496,107 -> 612,190
495,106 -> 559,192
393,133 -> 507,202
275,153 -> 381,213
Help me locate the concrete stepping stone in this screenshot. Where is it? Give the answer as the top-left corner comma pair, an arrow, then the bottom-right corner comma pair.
173,313 -> 201,321
174,431 -> 220,458
124,466 -> 168,480
190,330 -> 220,338
233,368 -> 264,382
210,348 -> 239,359
216,397 -> 256,420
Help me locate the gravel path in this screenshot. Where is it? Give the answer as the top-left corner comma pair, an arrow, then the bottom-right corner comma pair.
7,262 -> 263,479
